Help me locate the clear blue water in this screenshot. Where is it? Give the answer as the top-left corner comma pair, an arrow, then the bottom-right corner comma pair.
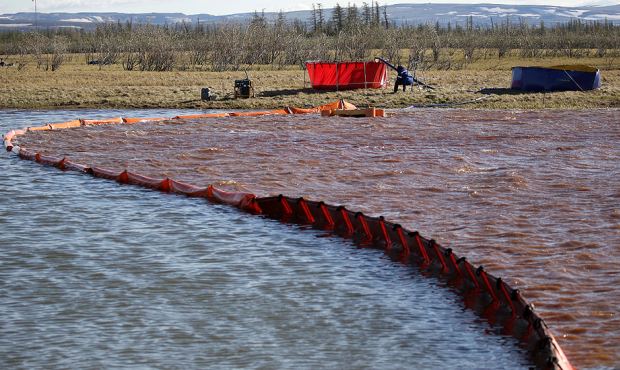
0,109 -> 530,369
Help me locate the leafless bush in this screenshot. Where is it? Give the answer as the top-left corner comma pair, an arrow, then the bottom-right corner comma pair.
17,33 -> 69,71
266,16 -> 288,68
122,50 -> 139,71
23,32 -> 49,70
121,29 -> 139,71
340,25 -> 372,60
0,12 -> 618,73
13,34 -> 35,70
305,34 -> 333,63
92,24 -> 121,68
148,28 -> 177,71
429,27 -> 442,62
460,35 -> 477,63
50,35 -> 69,71
187,37 -> 210,68
210,24 -> 243,71
125,25 -> 178,71
496,34 -> 510,59
381,28 -> 402,65
407,30 -> 427,70
279,33 -> 306,69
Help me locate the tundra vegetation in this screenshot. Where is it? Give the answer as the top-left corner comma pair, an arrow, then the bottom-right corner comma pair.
0,2 -> 618,109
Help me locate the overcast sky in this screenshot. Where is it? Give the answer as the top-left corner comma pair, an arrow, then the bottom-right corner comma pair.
1,1 -> 618,15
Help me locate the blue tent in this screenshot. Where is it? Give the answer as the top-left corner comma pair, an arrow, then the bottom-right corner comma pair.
511,65 -> 601,92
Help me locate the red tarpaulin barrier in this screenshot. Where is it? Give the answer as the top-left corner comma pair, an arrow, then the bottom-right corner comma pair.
305,61 -> 388,90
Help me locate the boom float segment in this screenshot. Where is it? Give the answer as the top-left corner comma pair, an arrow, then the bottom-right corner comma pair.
2,100 -> 573,370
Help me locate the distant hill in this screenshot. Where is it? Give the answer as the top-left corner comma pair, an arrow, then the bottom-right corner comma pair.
1,3 -> 619,31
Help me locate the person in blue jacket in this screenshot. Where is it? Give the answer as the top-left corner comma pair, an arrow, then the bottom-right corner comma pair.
394,65 -> 414,92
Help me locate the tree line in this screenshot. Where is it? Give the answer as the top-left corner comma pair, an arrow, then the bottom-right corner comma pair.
0,2 -> 618,72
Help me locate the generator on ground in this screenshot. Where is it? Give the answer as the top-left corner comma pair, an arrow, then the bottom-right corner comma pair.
234,72 -> 254,99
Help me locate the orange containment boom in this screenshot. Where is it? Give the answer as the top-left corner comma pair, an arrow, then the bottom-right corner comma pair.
49,120 -> 82,130
80,117 -> 124,126
122,117 -> 168,124
2,100 -> 573,370
321,108 -> 387,118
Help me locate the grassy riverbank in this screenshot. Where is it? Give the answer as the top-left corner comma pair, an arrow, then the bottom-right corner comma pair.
1,54 -> 618,110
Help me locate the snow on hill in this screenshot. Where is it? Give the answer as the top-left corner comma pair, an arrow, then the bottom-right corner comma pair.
0,3 -> 618,30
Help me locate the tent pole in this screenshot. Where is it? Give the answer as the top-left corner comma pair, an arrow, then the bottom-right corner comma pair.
336,62 -> 339,91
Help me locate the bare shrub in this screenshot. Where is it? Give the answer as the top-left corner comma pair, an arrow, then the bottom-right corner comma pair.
305,34 -> 333,63
23,32 -> 49,70
187,37 -> 210,68
0,13 -> 618,73
92,24 -> 121,68
340,24 -> 372,60
127,25 -> 178,72
407,30 -> 427,70
381,28 -> 403,65
429,27 -> 442,62
50,35 -> 69,71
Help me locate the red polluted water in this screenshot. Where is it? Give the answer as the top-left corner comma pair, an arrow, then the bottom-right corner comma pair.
13,108 -> 620,369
